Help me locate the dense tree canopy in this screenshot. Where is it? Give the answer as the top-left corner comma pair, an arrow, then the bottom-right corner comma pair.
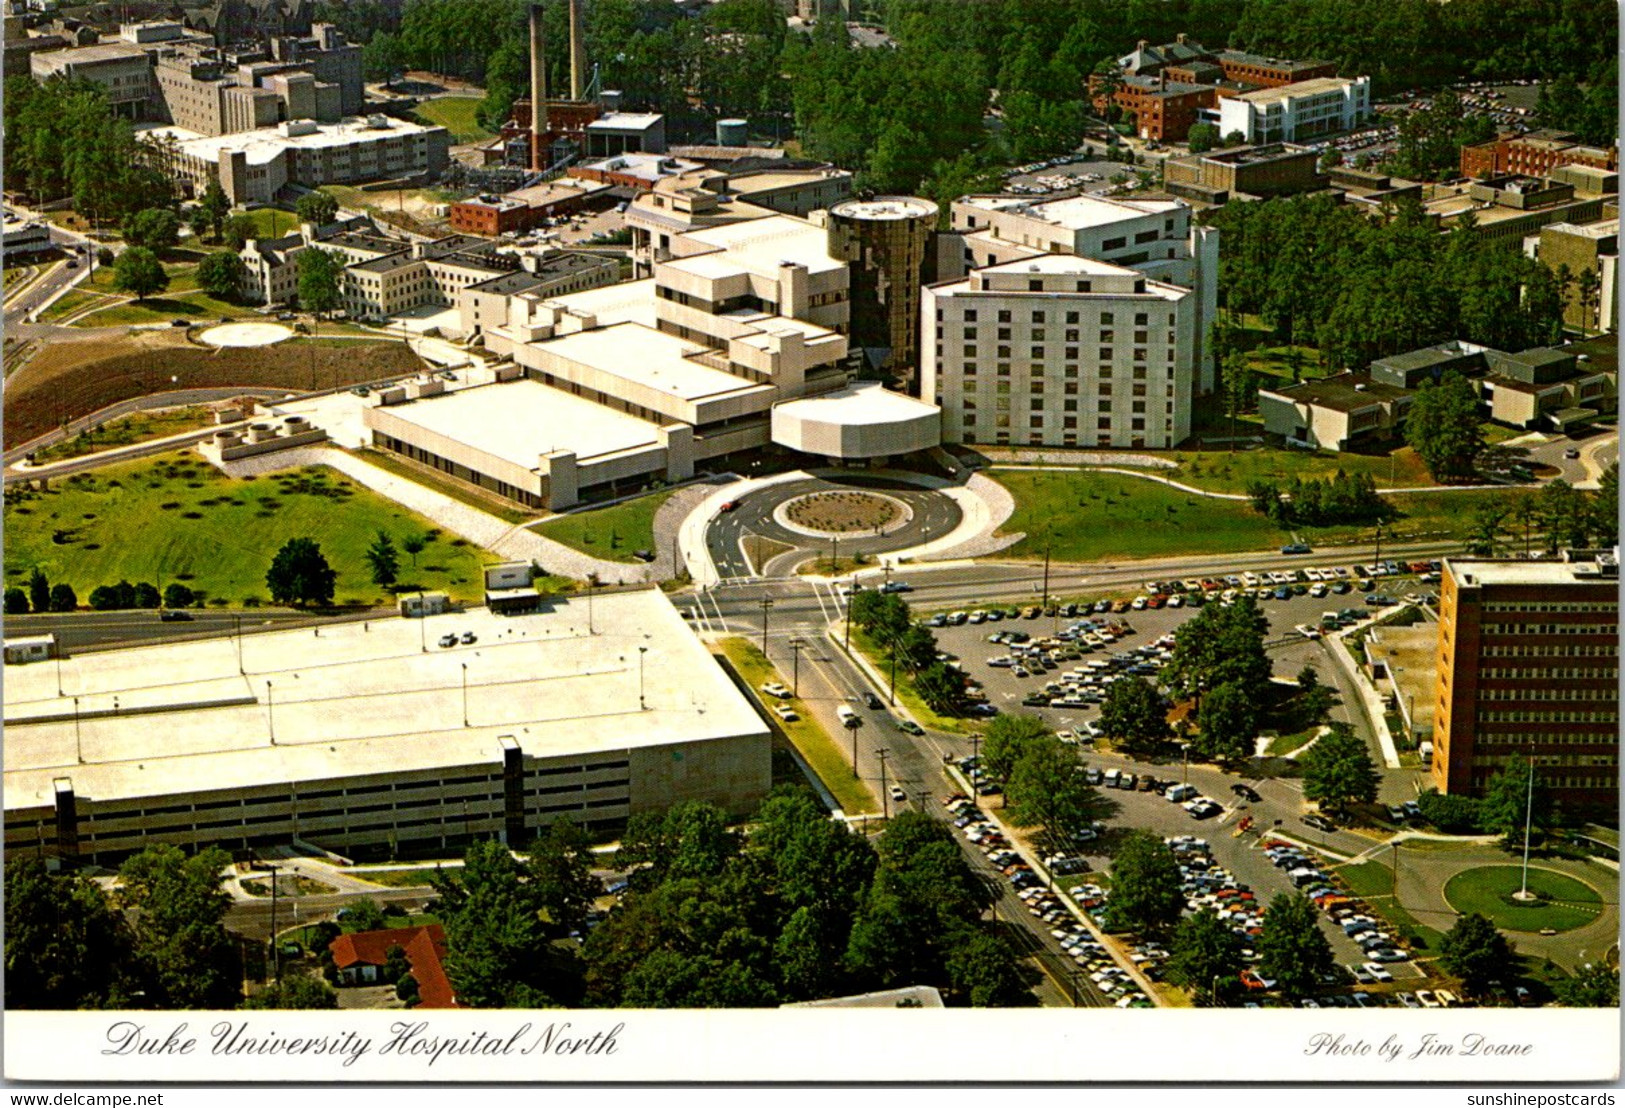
116,845 -> 241,1009
1406,373 -> 1486,482
1105,832 -> 1185,935
265,537 -> 338,607
1300,723 -> 1381,812
5,855 -> 144,1010
1169,907 -> 1244,1006
1097,676 -> 1170,754
1440,912 -> 1516,996
1256,892 -> 1334,999
1161,596 -> 1270,707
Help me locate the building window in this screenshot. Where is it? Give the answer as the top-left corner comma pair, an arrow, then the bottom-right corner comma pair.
965,310 -> 978,322
1101,313 -> 1114,325
1030,380 -> 1046,394
997,363 -> 1012,377
1065,347 -> 1078,360
1100,329 -> 1115,343
998,345 -> 1011,358
1098,417 -> 1112,430
998,310 -> 1011,323
1098,383 -> 1113,396
1065,311 -> 1079,324
1032,311 -> 1045,324
1064,399 -> 1077,412
963,345 -> 977,357
998,327 -> 1011,340
1099,348 -> 1113,361
1064,381 -> 1078,395
1031,346 -> 1045,359
1135,313 -> 1148,325
1032,328 -> 1046,342
1029,279 -> 1042,291
964,327 -> 978,339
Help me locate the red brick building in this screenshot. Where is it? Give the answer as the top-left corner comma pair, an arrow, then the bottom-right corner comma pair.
329,925 -> 456,1008
1433,553 -> 1619,816
1089,74 -> 1218,142
1461,130 -> 1619,180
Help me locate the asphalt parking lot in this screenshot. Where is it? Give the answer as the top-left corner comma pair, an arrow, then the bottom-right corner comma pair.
917,565 -> 1435,737
1004,154 -> 1128,196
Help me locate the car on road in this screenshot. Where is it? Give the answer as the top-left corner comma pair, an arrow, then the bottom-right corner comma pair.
880,580 -> 912,593
1303,814 -> 1338,833
718,500 -> 739,513
1294,623 -> 1322,639
889,785 -> 907,803
170,318 -> 190,327
773,704 -> 798,722
761,682 -> 791,699
1564,447 -> 1580,459
895,718 -> 924,735
862,691 -> 884,710
1281,543 -> 1312,555
159,610 -> 194,622
1231,784 -> 1262,803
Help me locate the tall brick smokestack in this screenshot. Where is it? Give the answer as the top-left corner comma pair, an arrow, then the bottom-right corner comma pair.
569,0 -> 585,101
529,2 -> 547,171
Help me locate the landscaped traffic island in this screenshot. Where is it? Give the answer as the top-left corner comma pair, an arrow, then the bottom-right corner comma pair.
1443,865 -> 1602,933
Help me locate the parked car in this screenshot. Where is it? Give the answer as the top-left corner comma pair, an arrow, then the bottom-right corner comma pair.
761,682 -> 791,699
774,704 -> 798,722
438,634 -> 458,648
1303,814 -> 1338,833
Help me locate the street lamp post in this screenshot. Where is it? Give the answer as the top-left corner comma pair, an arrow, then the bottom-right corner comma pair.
759,596 -> 774,651
461,663 -> 469,727
844,577 -> 855,650
971,731 -> 981,766
72,697 -> 82,764
55,651 -> 63,698
638,645 -> 648,710
236,613 -> 245,673
1181,742 -> 1190,785
789,638 -> 804,697
266,861 -> 281,986
266,680 -> 274,744
876,747 -> 890,819
588,580 -> 597,634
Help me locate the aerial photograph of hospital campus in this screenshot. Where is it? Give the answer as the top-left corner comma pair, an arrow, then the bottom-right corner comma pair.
1,0 -> 1619,1019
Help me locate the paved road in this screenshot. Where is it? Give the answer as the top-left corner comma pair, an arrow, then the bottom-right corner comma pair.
705,473 -> 962,580
227,886 -> 436,943
3,387 -> 290,470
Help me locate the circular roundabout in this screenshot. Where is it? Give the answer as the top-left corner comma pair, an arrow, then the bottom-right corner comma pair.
198,321 -> 294,348
1442,865 -> 1602,933
705,474 -> 962,580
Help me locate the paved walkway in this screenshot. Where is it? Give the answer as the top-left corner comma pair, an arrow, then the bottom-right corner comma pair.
219,446 -> 638,582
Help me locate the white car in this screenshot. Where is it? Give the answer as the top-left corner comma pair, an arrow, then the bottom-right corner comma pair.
761,682 -> 791,699
1361,962 -> 1393,983
773,704 -> 798,722
1295,624 -> 1322,639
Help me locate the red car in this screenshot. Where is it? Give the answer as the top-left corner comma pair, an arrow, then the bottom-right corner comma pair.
718,500 -> 739,513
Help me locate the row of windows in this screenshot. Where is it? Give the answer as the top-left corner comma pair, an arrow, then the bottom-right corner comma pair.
1480,601 -> 1618,615
1472,731 -> 1619,746
949,308 -> 1171,327
957,363 -> 1175,382
1470,772 -> 1613,790
1482,622 -> 1618,635
1479,668 -> 1619,680
1476,710 -> 1618,723
1479,643 -> 1616,657
1477,687 -> 1615,701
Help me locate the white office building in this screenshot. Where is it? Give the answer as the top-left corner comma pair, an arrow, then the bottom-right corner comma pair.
1216,76 -> 1371,145
922,254 -> 1199,449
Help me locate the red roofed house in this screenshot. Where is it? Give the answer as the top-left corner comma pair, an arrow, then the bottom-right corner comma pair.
329,925 -> 457,1009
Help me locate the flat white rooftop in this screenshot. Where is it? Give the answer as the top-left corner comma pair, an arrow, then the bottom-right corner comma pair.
379,378 -> 663,465
831,196 -> 936,220
544,321 -> 772,402
151,116 -> 444,166
543,278 -> 660,328
982,253 -> 1140,276
1447,557 -> 1622,588
773,380 -> 940,427
962,192 -> 1184,230
1235,76 -> 1359,103
588,112 -> 664,131
680,214 -> 846,278
4,590 -> 765,810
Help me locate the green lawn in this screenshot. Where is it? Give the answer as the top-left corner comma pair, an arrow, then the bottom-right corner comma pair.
1167,446 -> 1435,493
243,207 -> 296,240
1443,865 -> 1603,933
32,406 -> 217,463
4,454 -> 493,605
1338,859 -> 1395,897
532,487 -> 681,564
86,258 -> 198,294
36,289 -> 106,323
72,289 -> 258,327
412,96 -> 494,143
992,470 -> 1516,562
350,868 -> 442,888
715,637 -> 879,815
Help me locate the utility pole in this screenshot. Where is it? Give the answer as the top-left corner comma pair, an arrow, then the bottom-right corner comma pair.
759,596 -> 773,651
876,747 -> 890,819
266,861 -> 281,987
887,630 -> 898,706
1042,534 -> 1052,613
588,579 -> 596,634
638,645 -> 648,710
789,638 -> 804,697
844,577 -> 854,650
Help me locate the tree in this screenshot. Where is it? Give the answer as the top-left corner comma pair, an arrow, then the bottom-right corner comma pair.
915,661 -> 968,716
1223,130 -> 1246,147
187,206 -> 211,242
1594,463 -> 1619,547
1186,122 -> 1219,153
196,251 -> 245,301
131,581 -> 160,609
1416,789 -> 1482,833
4,588 -> 29,615
365,530 -> 400,589
198,181 -> 230,241
340,897 -> 386,933
433,839 -> 572,1008
382,944 -> 410,984
296,247 -> 342,316
1098,676 -> 1169,753
221,213 -> 259,251
1193,680 -> 1258,765
265,537 -> 337,607
979,713 -> 1051,782
1439,912 -> 1515,996
1300,723 -> 1380,813
296,190 -> 340,226
1257,892 -> 1333,999
242,974 -> 339,1009
1104,832 -> 1184,936
1319,147 -> 1344,171
944,926 -> 1033,1006
1479,754 -> 1553,848
1405,373 -> 1484,481
1539,479 -> 1593,552
27,567 -> 50,614
362,31 -> 408,84
526,817 -> 600,939
402,533 -> 428,567
112,247 -> 169,302
4,854 -> 143,1010
1554,962 -> 1619,1008
1463,499 -> 1508,556
1162,595 -> 1269,706
122,207 -> 179,253
163,583 -> 195,610
1004,736 -> 1102,839
116,844 -> 239,1008
48,583 -> 77,612
1169,908 -> 1243,1006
